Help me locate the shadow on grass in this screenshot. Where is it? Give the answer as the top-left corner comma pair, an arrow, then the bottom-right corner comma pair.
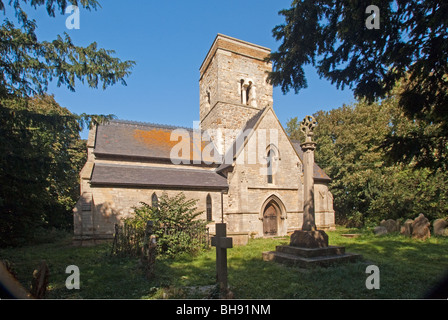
147,234 -> 448,299
223,235 -> 448,299
2,233 -> 447,299
226,252 -> 374,299
329,233 -> 448,298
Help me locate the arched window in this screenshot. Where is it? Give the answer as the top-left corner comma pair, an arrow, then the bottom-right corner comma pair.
206,194 -> 212,221
239,79 -> 256,107
206,87 -> 211,109
245,83 -> 252,106
266,145 -> 279,184
151,193 -> 158,207
267,150 -> 273,184
240,79 -> 245,104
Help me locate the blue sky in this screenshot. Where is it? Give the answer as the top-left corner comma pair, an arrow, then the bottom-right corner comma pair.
10,0 -> 355,138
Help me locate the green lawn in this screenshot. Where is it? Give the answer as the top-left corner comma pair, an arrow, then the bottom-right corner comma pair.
1,228 -> 447,299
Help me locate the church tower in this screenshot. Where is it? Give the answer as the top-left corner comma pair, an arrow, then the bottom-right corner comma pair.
199,34 -> 273,154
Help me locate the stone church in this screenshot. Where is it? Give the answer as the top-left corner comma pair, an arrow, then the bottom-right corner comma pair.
73,34 -> 335,244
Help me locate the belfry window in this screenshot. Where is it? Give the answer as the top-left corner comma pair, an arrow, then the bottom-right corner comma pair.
240,79 -> 245,104
267,149 -> 273,184
245,83 -> 251,106
240,79 -> 254,106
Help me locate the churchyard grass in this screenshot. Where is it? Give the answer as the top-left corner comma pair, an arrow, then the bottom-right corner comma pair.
1,228 -> 447,299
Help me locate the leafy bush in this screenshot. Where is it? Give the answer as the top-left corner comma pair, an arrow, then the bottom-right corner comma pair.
124,192 -> 208,257
287,98 -> 448,227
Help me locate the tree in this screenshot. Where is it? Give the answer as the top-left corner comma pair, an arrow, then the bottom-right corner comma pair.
312,100 -> 392,226
0,0 -> 135,99
0,94 -> 88,246
285,117 -> 302,141
0,1 -> 134,246
269,0 -> 448,170
286,98 -> 448,226
127,193 -> 208,257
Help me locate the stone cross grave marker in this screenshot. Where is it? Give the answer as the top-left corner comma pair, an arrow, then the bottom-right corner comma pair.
300,115 -> 317,231
211,223 -> 232,296
290,115 -> 329,248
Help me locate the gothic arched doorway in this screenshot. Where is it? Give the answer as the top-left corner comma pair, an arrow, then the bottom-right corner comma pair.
263,201 -> 280,236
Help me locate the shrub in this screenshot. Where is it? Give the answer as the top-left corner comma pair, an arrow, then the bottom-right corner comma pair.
124,192 -> 208,258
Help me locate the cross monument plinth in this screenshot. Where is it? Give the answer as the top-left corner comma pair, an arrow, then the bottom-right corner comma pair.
289,116 -> 329,248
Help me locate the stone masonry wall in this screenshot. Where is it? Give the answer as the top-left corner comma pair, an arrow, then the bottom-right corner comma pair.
215,49 -> 272,109
199,35 -> 273,151
221,108 -> 335,236
74,187 -> 223,241
222,108 -> 302,236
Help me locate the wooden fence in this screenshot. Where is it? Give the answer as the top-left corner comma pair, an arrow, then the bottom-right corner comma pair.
111,223 -> 146,257
111,221 -> 210,257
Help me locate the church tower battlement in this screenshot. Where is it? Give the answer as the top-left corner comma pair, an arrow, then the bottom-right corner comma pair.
199,34 -> 273,153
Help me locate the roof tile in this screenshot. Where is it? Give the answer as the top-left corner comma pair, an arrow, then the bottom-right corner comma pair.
91,163 -> 228,190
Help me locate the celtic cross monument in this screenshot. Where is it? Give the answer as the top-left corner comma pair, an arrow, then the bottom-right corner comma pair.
290,115 -> 329,247
262,115 -> 362,267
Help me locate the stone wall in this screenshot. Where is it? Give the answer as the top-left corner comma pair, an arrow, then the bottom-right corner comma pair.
313,183 -> 335,230
212,48 -> 273,108
200,102 -> 260,154
220,108 -> 335,237
73,187 -> 223,242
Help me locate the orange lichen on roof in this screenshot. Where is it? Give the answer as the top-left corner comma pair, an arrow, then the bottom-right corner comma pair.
133,128 -> 216,162
133,128 -> 178,150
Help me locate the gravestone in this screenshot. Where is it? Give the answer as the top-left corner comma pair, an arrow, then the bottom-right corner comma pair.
374,226 -> 388,236
211,223 -> 232,297
380,219 -> 399,233
263,116 -> 361,267
141,221 -> 157,279
433,219 -> 448,236
400,219 -> 414,236
412,213 -> 431,240
0,261 -> 30,299
30,260 -> 49,299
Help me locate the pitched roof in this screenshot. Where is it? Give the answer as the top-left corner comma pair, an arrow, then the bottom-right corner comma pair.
200,34 -> 271,78
213,107 -> 332,182
290,140 -> 331,182
91,163 -> 228,190
92,117 -> 331,184
94,119 -> 220,164
216,107 -> 267,172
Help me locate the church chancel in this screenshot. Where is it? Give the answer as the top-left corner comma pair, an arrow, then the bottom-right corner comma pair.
262,115 -> 361,267
73,34 -> 336,244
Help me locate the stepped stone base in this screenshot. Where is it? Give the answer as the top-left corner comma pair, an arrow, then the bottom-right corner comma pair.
262,245 -> 361,268
290,230 -> 329,248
